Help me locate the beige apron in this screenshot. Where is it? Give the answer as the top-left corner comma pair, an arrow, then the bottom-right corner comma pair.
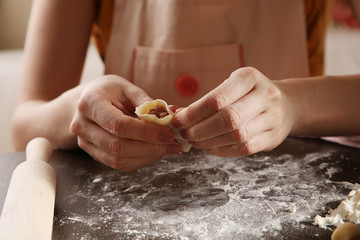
105,0 -> 309,107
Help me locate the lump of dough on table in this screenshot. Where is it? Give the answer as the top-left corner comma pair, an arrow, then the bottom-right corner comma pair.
135,99 -> 192,152
314,189 -> 360,228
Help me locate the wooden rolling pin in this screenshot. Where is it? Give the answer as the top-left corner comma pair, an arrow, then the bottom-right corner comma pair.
0,138 -> 56,240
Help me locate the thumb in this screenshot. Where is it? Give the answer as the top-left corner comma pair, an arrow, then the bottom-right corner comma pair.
124,84 -> 153,107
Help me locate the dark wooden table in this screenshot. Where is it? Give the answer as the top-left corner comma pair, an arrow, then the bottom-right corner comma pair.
1,137 -> 360,239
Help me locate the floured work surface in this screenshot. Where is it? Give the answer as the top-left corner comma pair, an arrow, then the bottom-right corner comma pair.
51,138 -> 360,240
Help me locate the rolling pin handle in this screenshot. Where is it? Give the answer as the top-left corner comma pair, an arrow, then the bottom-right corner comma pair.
25,137 -> 53,163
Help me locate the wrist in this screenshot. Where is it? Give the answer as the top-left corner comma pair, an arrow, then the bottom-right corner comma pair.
274,78 -> 304,137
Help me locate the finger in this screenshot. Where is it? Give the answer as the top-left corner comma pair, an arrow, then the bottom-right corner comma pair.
183,88 -> 269,141
78,138 -> 160,171
77,93 -> 176,143
173,67 -> 260,128
206,130 -> 281,157
72,118 -> 183,157
175,107 -> 185,113
121,79 -> 153,107
191,111 -> 277,149
101,75 -> 153,110
87,76 -> 150,115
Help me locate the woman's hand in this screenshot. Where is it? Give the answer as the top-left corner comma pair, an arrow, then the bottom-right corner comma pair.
173,67 -> 295,157
70,75 -> 183,171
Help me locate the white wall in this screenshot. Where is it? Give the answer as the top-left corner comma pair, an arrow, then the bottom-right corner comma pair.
325,27 -> 360,75
0,0 -> 33,49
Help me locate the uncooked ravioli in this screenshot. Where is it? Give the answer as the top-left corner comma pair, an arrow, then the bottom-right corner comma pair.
135,99 -> 191,152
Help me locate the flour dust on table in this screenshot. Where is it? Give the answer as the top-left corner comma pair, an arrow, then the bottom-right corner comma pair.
53,139 -> 360,239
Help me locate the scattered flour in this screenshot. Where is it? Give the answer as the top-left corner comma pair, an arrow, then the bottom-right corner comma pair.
53,144 -> 359,239
314,189 -> 360,228
289,204 -> 297,213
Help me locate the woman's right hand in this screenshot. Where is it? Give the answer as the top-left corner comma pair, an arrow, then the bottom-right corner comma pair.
70,75 -> 183,171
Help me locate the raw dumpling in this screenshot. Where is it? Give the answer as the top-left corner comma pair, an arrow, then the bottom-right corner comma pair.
135,99 -> 192,152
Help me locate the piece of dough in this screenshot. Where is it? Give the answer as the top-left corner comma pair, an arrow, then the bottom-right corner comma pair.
331,222 -> 360,240
314,189 -> 360,228
135,99 -> 192,152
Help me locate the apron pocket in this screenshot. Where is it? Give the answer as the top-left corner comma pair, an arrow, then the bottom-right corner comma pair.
131,43 -> 243,107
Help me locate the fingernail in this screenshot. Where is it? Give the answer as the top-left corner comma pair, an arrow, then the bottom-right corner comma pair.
167,143 -> 183,154
172,117 -> 183,128
175,107 -> 185,113
168,105 -> 178,113
180,129 -> 188,139
158,131 -> 174,143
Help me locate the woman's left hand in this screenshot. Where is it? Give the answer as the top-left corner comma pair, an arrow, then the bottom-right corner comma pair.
173,67 -> 295,157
